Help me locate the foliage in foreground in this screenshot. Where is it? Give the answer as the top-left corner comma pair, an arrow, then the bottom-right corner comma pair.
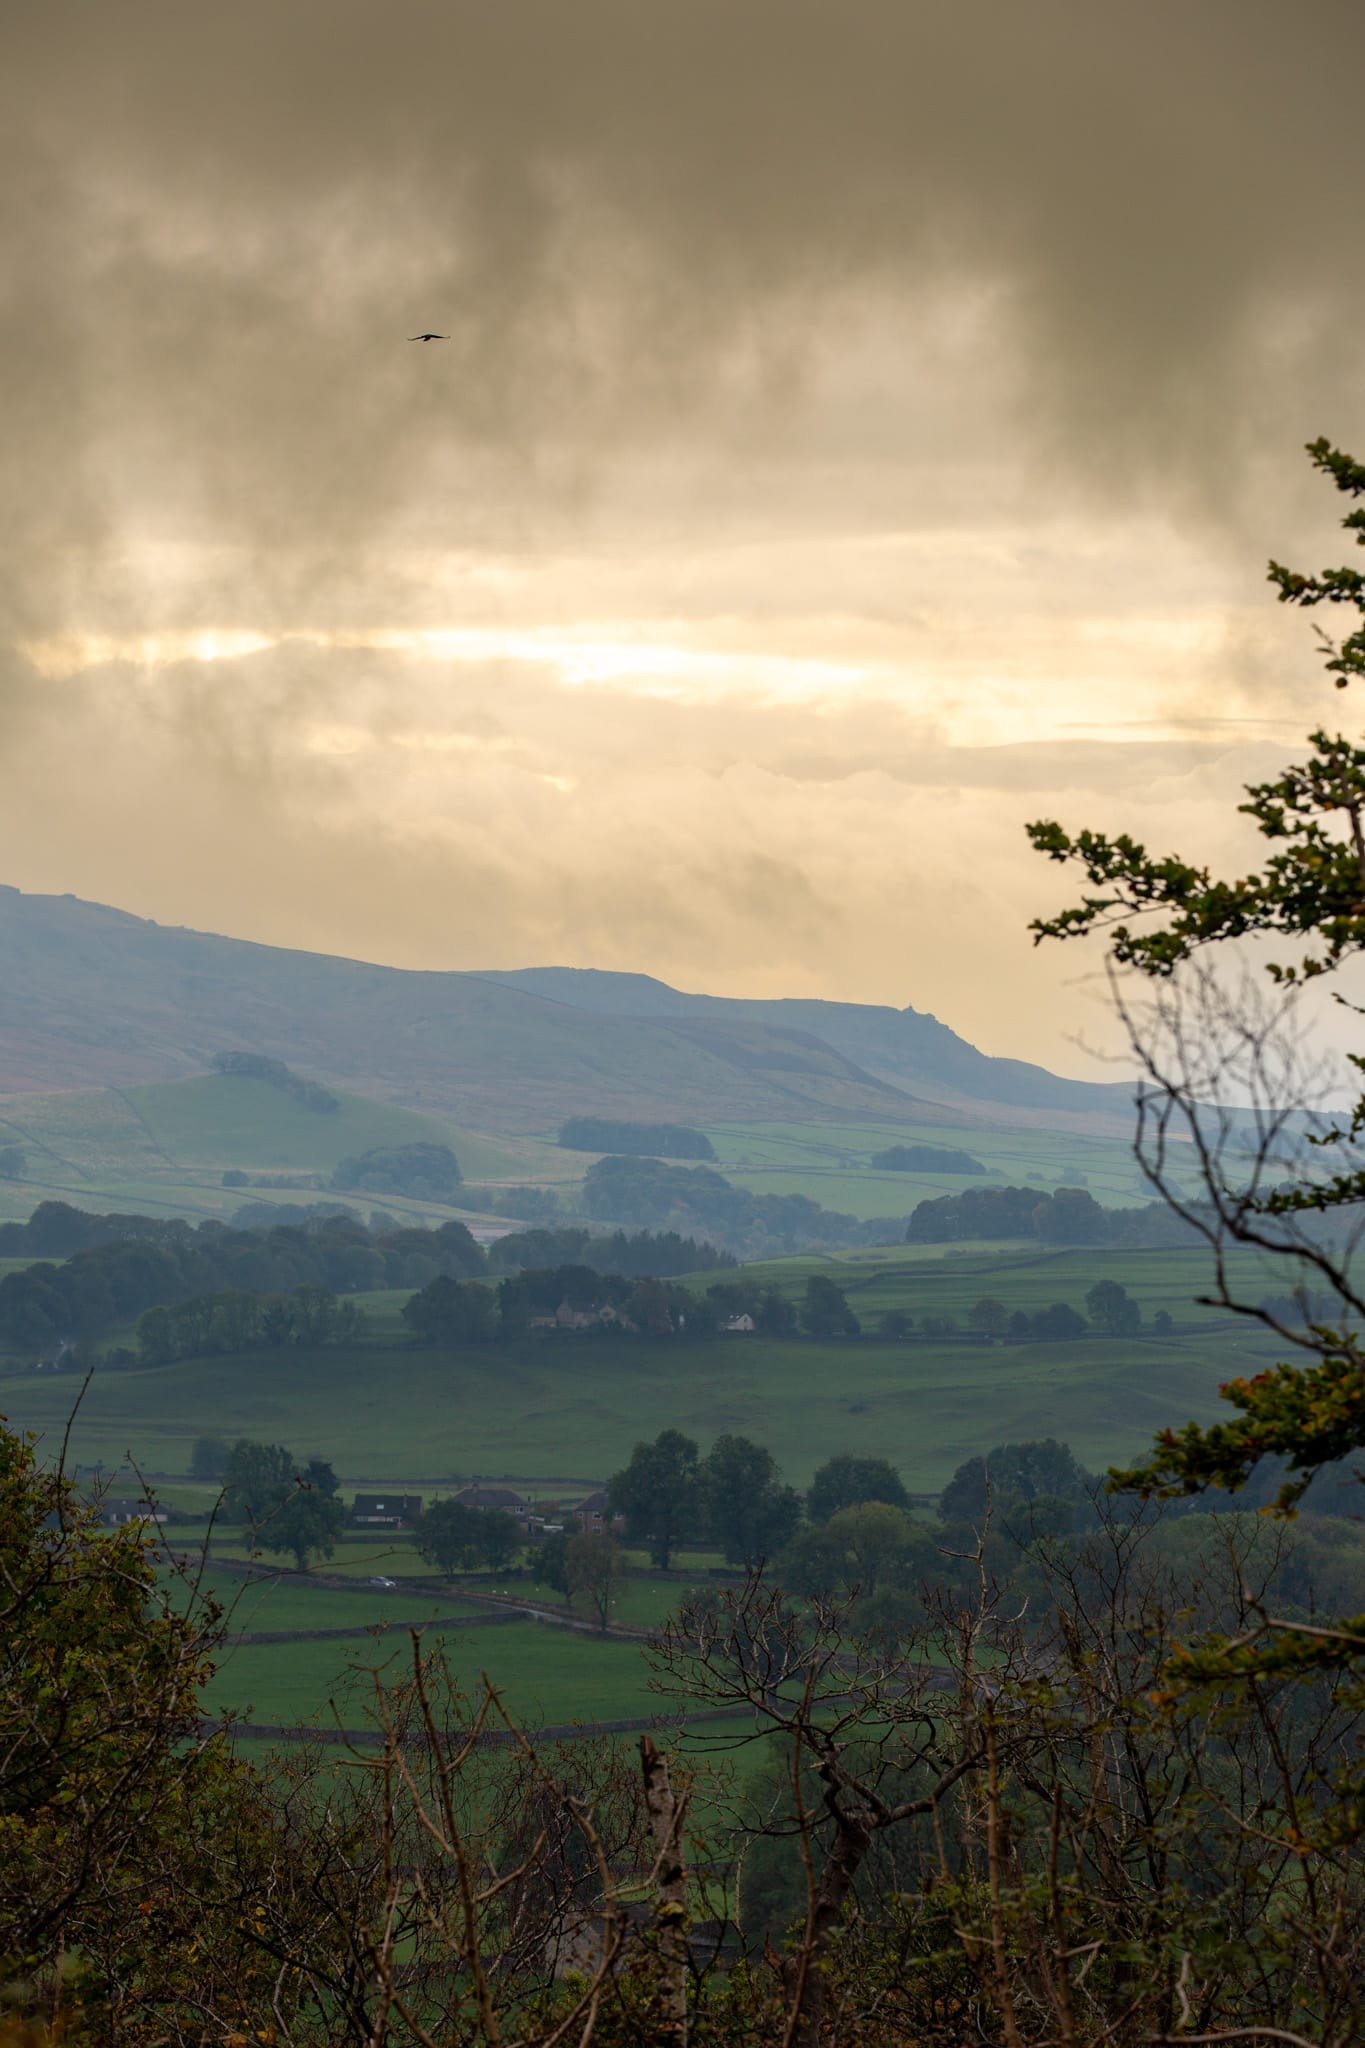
7,1404 -> 1365,2046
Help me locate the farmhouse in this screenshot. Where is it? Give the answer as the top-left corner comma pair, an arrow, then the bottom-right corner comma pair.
101,1497 -> 168,1527
530,1299 -> 641,1332
453,1484 -> 527,1513
350,1492 -> 423,1529
565,1486 -> 623,1535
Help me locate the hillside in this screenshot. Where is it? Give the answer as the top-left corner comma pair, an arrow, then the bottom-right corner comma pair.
484,967 -> 1135,1119
0,885 -> 1133,1134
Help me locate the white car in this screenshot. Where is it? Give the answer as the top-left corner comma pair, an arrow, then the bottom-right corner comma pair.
369,1575 -> 397,1590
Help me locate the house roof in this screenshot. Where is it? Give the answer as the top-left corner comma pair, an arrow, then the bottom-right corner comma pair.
454,1485 -> 527,1510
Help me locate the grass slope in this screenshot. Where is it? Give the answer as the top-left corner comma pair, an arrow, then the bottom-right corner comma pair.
0,1075 -> 567,1224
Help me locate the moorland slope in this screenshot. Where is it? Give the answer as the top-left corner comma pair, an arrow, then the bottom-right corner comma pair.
0,887 -> 1132,1133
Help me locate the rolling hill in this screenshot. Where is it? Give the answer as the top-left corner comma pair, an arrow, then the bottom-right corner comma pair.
0,885 -> 1134,1135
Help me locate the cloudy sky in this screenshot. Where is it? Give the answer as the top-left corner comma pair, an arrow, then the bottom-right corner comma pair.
3,0 -> 1363,1070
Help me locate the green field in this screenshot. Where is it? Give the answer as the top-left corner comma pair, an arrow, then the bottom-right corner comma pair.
160,1563 -> 478,1634
698,1241 -> 1278,1322
203,1619 -> 668,1730
0,1074 -> 570,1225
703,1118 -> 1163,1219
0,1077 -> 1179,1234
7,1238 -> 1275,1492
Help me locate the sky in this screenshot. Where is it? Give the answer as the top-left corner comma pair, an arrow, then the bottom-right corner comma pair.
3,0 -> 1364,1073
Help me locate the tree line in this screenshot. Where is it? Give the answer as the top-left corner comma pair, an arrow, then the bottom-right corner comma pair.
210,1050 -> 339,1113
136,1284 -> 366,1365
580,1153 -> 914,1256
0,1202 -> 731,1356
0,1206 -> 480,1353
399,1267 -> 1168,1349
904,1179 -> 1197,1245
558,1115 -> 716,1158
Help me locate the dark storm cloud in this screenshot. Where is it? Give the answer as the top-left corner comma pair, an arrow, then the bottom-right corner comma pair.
1,0 -> 1361,634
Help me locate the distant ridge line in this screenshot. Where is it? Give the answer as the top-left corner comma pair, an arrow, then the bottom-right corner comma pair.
0,883 -> 1135,1133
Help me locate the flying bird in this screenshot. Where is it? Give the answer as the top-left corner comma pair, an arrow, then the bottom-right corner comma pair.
408,332 -> 449,342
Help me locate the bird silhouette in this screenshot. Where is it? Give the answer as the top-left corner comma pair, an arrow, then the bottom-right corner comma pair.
408,332 -> 449,342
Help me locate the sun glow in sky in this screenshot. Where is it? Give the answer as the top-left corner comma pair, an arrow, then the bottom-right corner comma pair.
2,1 -> 1363,1070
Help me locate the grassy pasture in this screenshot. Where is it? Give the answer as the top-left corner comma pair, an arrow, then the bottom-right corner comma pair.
217,1571 -> 716,1632
703,1118 -> 1159,1218
203,1620 -> 666,1730
8,1304 -> 1269,1499
0,1075 -> 569,1225
160,1563 -> 474,1633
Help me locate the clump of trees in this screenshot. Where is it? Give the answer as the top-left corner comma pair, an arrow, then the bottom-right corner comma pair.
871,1141 -> 987,1173
137,1283 -> 366,1364
607,1429 -> 802,1569
558,1116 -> 716,1159
1085,1275 -> 1141,1334
331,1141 -> 463,1200
211,1049 -> 338,1112
487,1223 -> 734,1277
0,1199 -> 743,1361
415,1496 -> 522,1577
0,1206 -> 482,1356
905,1179 -> 1193,1245
806,1454 -> 909,1521
581,1153 -> 910,1256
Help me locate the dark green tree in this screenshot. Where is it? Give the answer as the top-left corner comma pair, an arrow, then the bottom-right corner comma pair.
699,1433 -> 802,1566
190,1433 -> 231,1481
807,1454 -> 909,1524
967,1296 -> 1008,1334
415,1497 -> 486,1578
780,1502 -> 931,1601
224,1438 -> 295,1531
607,1428 -> 700,1569
799,1274 -> 861,1338
940,1438 -> 1089,1527
402,1275 -> 497,1345
755,1288 -> 798,1337
1085,1277 -> 1142,1335
1035,1187 -> 1107,1244
1030,1300 -> 1088,1341
0,1420 -> 232,2015
481,1508 -> 522,1573
260,1484 -> 348,1572
564,1529 -> 629,1632
531,1527 -> 570,1597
